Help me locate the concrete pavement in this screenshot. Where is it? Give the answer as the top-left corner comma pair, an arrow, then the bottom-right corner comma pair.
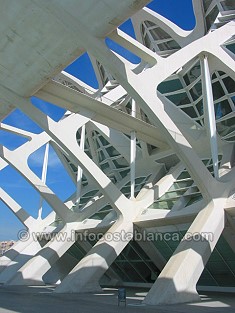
0,285 -> 234,313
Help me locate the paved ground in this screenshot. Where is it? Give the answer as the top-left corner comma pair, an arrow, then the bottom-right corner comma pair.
0,285 -> 235,313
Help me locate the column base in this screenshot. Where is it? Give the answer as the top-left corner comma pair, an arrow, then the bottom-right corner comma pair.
143,280 -> 201,305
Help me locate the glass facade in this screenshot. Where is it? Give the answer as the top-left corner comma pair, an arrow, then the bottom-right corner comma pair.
149,157 -> 222,211
141,20 -> 180,57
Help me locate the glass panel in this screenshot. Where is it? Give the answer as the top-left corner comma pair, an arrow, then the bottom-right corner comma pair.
182,106 -> 198,118
196,100 -> 204,116
212,73 -> 217,80
177,171 -> 191,179
185,194 -> 203,206
100,204 -> 112,212
67,242 -> 86,260
98,150 -> 105,162
203,0 -> 213,12
187,63 -> 201,82
106,146 -> 120,157
99,136 -> 109,146
113,158 -> 129,168
169,180 -> 193,191
222,76 -> 235,93
166,40 -> 180,49
183,73 -> 191,86
120,169 -> 130,178
131,261 -> 152,282
158,40 -> 180,51
217,117 -> 235,137
202,159 -> 210,165
94,138 -> 100,149
149,199 -> 177,210
206,6 -> 219,30
143,34 -> 151,49
220,0 -> 235,10
198,271 -> 218,286
116,262 -> 143,282
151,27 -> 171,41
100,162 -> 109,171
160,190 -> 185,200
212,81 -> 225,100
70,163 -> 77,172
158,79 -> 183,93
145,20 -> 156,28
226,43 -> 235,54
112,240 -> 162,283
215,100 -> 232,119
226,136 -> 235,141
135,177 -> 145,184
199,235 -> 235,287
167,93 -> 190,106
85,149 -> 92,159
152,231 -> 184,260
110,263 -> 132,282
120,186 -> 130,195
191,82 -> 202,99
83,190 -> 98,197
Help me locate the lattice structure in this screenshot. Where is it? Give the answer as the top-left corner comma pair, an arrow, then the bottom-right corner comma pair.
0,0 -> 234,305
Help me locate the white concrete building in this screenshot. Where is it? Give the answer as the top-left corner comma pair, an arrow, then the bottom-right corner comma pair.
0,0 -> 235,305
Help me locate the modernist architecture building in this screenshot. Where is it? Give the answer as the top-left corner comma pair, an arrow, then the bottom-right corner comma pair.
0,0 -> 235,305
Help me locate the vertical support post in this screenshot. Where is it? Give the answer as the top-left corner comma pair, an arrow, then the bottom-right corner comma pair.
130,99 -> 136,199
38,142 -> 49,220
201,54 -> 219,179
76,124 -> 86,207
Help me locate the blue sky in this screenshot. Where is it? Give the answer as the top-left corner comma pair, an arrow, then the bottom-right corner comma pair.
0,0 -> 194,240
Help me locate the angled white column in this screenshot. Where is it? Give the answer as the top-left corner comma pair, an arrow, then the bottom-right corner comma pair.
38,142 -> 49,220
78,240 -> 123,286
0,188 -> 40,278
0,232 -> 55,282
54,220 -> 133,293
0,146 -> 74,223
43,252 -> 79,285
0,239 -> 42,284
0,187 -> 36,229
7,223 -> 78,285
130,99 -> 136,199
143,198 -> 226,305
201,54 -> 219,179
0,189 -> 58,283
0,234 -> 39,278
76,124 -> 86,207
137,237 -> 166,271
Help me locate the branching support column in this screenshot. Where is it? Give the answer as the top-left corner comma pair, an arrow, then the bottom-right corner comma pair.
38,142 -> 49,220
143,198 -> 226,305
130,99 -> 136,199
201,54 -> 219,179
76,124 -> 86,208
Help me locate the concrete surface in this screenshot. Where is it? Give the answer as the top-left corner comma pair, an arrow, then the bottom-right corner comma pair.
0,285 -> 235,313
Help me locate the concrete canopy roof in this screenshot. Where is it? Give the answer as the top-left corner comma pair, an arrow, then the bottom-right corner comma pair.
0,0 -> 150,120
